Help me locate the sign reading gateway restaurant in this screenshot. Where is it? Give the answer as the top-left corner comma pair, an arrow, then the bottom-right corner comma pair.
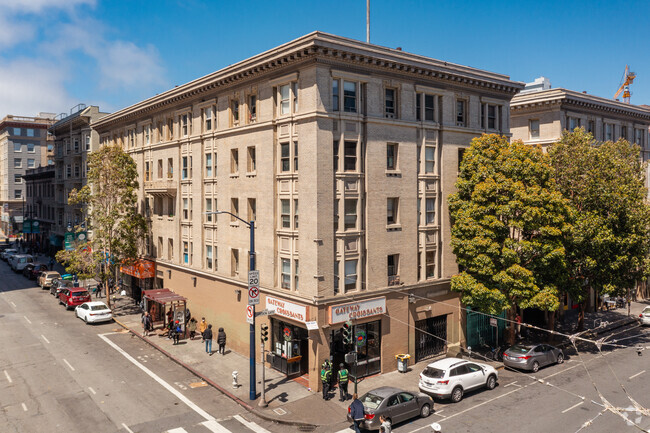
329,297 -> 386,324
266,296 -> 308,323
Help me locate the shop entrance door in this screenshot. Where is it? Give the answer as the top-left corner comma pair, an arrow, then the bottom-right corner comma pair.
415,315 -> 447,362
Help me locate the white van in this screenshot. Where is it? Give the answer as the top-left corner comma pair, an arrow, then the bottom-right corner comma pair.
1,248 -> 18,260
10,254 -> 34,272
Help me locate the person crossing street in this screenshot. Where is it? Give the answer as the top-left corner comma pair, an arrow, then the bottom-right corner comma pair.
321,363 -> 332,400
338,363 -> 349,401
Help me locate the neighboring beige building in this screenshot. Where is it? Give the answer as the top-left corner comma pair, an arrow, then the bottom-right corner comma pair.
48,105 -> 108,248
92,31 -> 523,390
0,114 -> 55,238
511,82 -> 650,160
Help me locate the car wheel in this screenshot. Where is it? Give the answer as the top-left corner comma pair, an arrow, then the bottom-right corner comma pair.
84,316 -> 88,325
486,374 -> 497,390
532,361 -> 540,373
451,386 -> 463,403
557,353 -> 564,364
420,403 -> 431,418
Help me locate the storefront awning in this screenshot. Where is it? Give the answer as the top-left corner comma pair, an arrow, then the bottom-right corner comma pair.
121,259 -> 155,279
143,288 -> 186,304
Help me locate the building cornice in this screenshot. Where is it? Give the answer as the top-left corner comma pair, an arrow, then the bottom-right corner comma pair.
93,31 -> 524,130
511,88 -> 650,121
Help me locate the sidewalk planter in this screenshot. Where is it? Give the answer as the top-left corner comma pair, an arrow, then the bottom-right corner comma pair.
396,354 -> 411,373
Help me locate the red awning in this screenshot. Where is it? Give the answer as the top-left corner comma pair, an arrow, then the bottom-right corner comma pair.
143,288 -> 186,304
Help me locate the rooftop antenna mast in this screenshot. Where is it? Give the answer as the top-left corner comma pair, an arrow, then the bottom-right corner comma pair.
366,0 -> 370,43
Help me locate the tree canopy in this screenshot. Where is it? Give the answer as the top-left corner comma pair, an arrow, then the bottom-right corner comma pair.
448,134 -> 573,324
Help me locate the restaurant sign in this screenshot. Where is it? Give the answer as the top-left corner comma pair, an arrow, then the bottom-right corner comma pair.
266,296 -> 308,323
329,297 -> 386,324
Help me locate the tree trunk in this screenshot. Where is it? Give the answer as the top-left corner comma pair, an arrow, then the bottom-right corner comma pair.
548,310 -> 556,342
506,307 -> 516,345
577,301 -> 585,331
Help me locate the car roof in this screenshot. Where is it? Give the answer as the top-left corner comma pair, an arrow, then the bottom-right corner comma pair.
69,287 -> 89,292
425,357 -> 468,369
365,386 -> 406,397
44,271 -> 60,276
83,301 -> 109,308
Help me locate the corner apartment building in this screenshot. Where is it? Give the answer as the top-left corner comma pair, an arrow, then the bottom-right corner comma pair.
0,114 -> 55,238
92,32 -> 523,390
48,105 -> 108,248
23,165 -> 56,251
511,79 -> 650,158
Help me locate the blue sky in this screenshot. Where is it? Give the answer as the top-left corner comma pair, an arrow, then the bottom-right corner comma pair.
1,0 -> 649,117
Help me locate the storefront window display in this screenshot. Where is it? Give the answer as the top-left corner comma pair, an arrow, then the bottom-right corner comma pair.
267,319 -> 308,377
351,320 -> 381,378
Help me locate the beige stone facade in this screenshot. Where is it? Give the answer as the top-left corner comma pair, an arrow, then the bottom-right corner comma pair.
48,106 -> 108,247
0,114 -> 54,238
92,32 -> 523,390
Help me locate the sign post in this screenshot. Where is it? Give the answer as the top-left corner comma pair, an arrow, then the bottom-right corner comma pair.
246,305 -> 254,325
248,270 -> 260,305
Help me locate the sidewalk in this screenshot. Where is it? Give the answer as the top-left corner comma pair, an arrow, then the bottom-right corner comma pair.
108,295 -> 647,429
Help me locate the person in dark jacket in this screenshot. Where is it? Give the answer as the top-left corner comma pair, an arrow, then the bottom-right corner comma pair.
217,327 -> 227,355
349,393 -> 365,433
203,324 -> 213,355
321,365 -> 332,400
172,320 -> 181,345
338,363 -> 349,401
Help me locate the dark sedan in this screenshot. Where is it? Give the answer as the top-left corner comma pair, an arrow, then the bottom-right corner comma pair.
347,386 -> 433,431
503,343 -> 564,372
22,263 -> 48,280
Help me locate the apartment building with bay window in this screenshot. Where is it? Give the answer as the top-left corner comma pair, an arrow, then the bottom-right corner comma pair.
92,32 -> 523,391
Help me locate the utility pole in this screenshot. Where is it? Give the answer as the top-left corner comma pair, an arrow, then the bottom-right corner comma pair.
366,0 -> 370,43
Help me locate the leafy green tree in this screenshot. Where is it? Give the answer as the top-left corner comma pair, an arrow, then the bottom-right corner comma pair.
68,144 -> 147,307
549,128 -> 650,329
449,134 -> 572,342
55,239 -> 98,286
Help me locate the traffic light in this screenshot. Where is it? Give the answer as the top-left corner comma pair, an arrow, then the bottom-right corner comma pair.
260,323 -> 269,343
342,321 -> 352,345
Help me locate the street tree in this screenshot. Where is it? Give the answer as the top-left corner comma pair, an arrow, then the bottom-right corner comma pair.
55,240 -> 97,287
548,128 -> 650,329
449,134 -> 572,342
68,144 -> 146,307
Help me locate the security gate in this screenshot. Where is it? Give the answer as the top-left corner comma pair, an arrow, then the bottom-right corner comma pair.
466,309 -> 506,349
415,315 -> 447,362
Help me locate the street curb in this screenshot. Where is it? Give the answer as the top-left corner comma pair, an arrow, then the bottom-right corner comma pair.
112,318 -> 318,429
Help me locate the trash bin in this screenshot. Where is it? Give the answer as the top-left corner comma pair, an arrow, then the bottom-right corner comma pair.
395,354 -> 410,373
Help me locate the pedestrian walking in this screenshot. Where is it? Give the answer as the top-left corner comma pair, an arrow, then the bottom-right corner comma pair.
199,317 -> 207,341
187,317 -> 197,340
338,363 -> 349,401
321,364 -> 332,400
49,257 -> 55,269
142,312 -> 152,337
172,320 -> 181,345
217,327 -> 227,355
379,415 -> 392,433
349,393 -> 365,433
203,324 -> 213,355
515,313 -> 522,339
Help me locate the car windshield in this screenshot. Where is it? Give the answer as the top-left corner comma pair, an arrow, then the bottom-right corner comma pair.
422,367 -> 445,378
90,305 -> 109,311
508,344 -> 532,354
360,392 -> 384,410
72,291 -> 89,297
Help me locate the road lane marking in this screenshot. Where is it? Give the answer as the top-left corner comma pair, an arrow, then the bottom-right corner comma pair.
41,335 -> 50,344
99,333 -> 215,422
200,420 -> 231,432
504,381 -> 520,388
10,301 -> 16,308
23,315 -> 31,324
234,414 -> 272,433
21,403 -> 27,411
4,370 -> 12,383
88,387 -> 96,395
63,359 -> 75,371
629,370 -> 645,380
562,401 -> 584,413
166,429 -> 188,433
121,423 -> 135,433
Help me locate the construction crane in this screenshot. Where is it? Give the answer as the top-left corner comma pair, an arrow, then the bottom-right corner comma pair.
613,65 -> 636,103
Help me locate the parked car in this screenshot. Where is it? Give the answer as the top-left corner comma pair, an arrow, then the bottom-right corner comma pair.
50,278 -> 74,296
9,254 -> 34,272
23,263 -> 48,280
503,343 -> 564,372
75,301 -> 113,324
39,271 -> 61,289
347,386 -> 432,430
640,307 -> 650,326
2,248 -> 18,261
59,287 -> 91,310
418,358 -> 498,402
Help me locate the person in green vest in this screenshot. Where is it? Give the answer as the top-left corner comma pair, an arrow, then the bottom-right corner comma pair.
321,364 -> 332,400
338,363 -> 349,401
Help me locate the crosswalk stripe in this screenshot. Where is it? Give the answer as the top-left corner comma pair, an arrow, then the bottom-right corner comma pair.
200,420 -> 231,433
166,429 -> 188,433
233,414 -> 271,433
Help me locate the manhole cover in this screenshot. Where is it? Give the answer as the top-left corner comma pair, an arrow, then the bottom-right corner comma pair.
297,426 -> 315,432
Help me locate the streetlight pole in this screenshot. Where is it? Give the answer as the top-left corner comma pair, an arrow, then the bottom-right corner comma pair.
206,211 -> 256,401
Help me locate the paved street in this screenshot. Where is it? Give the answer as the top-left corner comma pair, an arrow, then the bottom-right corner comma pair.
0,260 -> 282,433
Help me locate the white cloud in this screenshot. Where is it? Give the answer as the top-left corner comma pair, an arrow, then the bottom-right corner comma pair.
0,15 -> 35,49
0,58 -> 75,117
98,41 -> 166,89
0,0 -> 95,14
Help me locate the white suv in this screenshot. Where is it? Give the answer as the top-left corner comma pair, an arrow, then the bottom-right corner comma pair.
418,357 -> 498,403
9,254 -> 33,272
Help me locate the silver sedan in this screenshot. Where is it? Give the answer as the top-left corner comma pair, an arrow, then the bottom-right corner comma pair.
503,343 -> 564,372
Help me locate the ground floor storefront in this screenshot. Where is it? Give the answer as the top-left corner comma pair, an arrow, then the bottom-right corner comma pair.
151,262 -> 463,392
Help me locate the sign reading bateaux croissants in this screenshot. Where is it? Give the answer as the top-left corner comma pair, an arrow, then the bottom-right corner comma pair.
328,297 -> 386,324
